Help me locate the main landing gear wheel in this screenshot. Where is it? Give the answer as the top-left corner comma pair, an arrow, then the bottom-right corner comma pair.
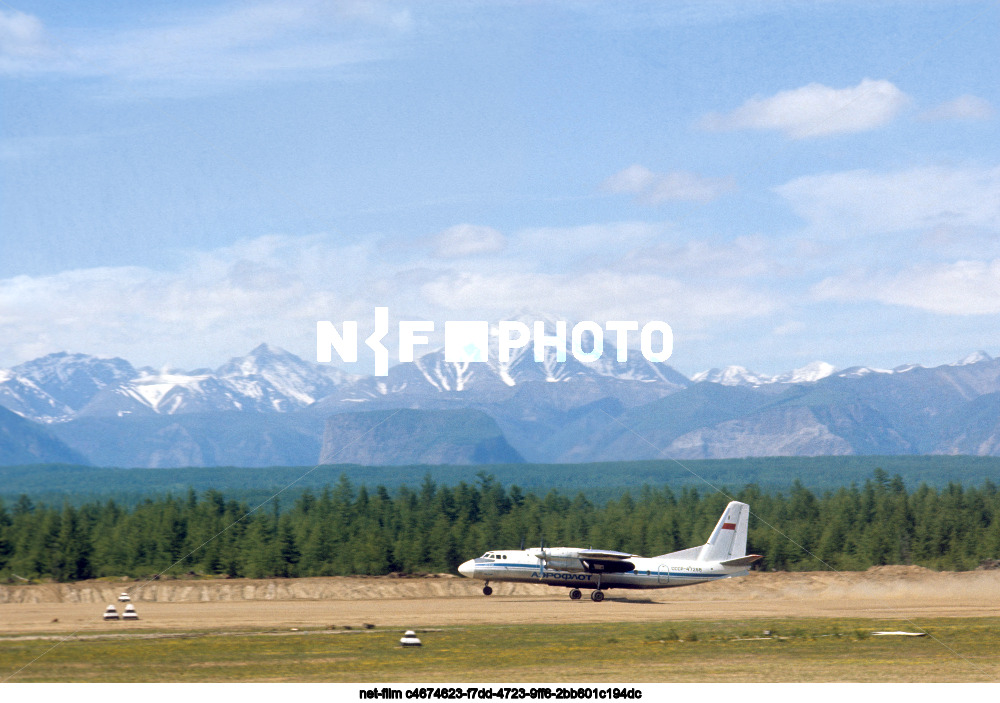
590,590 -> 605,602
482,585 -> 493,596
569,589 -> 582,600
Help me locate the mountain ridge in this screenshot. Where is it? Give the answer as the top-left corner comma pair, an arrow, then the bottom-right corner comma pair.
3,345 -> 1000,467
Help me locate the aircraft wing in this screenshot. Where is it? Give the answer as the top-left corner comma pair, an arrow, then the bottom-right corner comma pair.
576,549 -> 634,560
537,549 -> 636,573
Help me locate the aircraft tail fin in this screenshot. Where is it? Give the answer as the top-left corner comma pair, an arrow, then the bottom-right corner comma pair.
698,501 -> 750,562
654,501 -> 753,562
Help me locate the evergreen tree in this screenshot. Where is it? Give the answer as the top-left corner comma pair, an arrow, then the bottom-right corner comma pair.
2,472 -> 998,580
57,505 -> 93,581
0,499 -> 12,573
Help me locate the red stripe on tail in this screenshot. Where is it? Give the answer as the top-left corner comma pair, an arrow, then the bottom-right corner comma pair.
722,522 -> 736,530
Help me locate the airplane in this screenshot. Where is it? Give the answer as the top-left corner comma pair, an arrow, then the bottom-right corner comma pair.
457,500 -> 762,601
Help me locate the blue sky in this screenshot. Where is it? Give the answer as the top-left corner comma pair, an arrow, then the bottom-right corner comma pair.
1,0 -> 998,377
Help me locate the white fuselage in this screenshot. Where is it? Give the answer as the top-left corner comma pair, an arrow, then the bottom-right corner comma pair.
457,548 -> 750,590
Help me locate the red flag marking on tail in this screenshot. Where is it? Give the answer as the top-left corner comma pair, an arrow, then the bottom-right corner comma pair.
722,522 -> 736,530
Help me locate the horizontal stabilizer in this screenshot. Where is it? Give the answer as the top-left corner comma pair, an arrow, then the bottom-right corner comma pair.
720,554 -> 763,567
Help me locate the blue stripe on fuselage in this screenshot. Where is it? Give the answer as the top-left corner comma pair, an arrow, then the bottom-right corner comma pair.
474,562 -> 731,586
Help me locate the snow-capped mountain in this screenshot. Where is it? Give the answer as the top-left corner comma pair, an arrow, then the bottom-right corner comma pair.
690,365 -> 774,386
4,344 -> 1000,469
693,358 -> 957,386
216,343 -> 352,403
103,344 -> 360,417
2,345 -> 995,424
950,350 -> 992,366
835,362 -> 928,378
211,343 -> 354,411
691,361 -> 837,387
835,366 -> 894,379
774,361 -> 837,384
0,353 -> 136,422
318,317 -> 691,407
0,337 -> 691,423
0,345 -> 357,422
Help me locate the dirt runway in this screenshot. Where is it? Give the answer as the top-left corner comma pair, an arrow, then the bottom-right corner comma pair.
2,566 -> 999,636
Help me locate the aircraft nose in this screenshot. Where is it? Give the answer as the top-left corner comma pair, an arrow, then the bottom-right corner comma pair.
457,559 -> 476,578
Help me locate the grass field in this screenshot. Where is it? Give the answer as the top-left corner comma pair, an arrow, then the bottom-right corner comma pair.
3,617 -> 998,683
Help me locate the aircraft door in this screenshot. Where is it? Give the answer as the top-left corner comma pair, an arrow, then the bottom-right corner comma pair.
657,564 -> 670,584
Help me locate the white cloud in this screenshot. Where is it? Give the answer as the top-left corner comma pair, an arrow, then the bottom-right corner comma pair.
814,260 -> 1000,315
602,164 -> 733,204
417,221 -> 778,324
0,226 -> 786,368
788,166 -> 1000,316
0,9 -> 52,71
431,224 -> 506,258
507,221 -> 670,271
0,234 -> 378,368
0,2 -> 411,93
772,320 -> 805,337
619,235 -> 784,279
776,165 -> 1000,235
418,270 -> 776,325
602,164 -> 656,193
0,9 -> 44,55
700,78 -> 910,138
921,94 -> 994,121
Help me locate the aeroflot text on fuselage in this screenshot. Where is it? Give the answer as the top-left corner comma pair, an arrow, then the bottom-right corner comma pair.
316,307 -> 674,376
